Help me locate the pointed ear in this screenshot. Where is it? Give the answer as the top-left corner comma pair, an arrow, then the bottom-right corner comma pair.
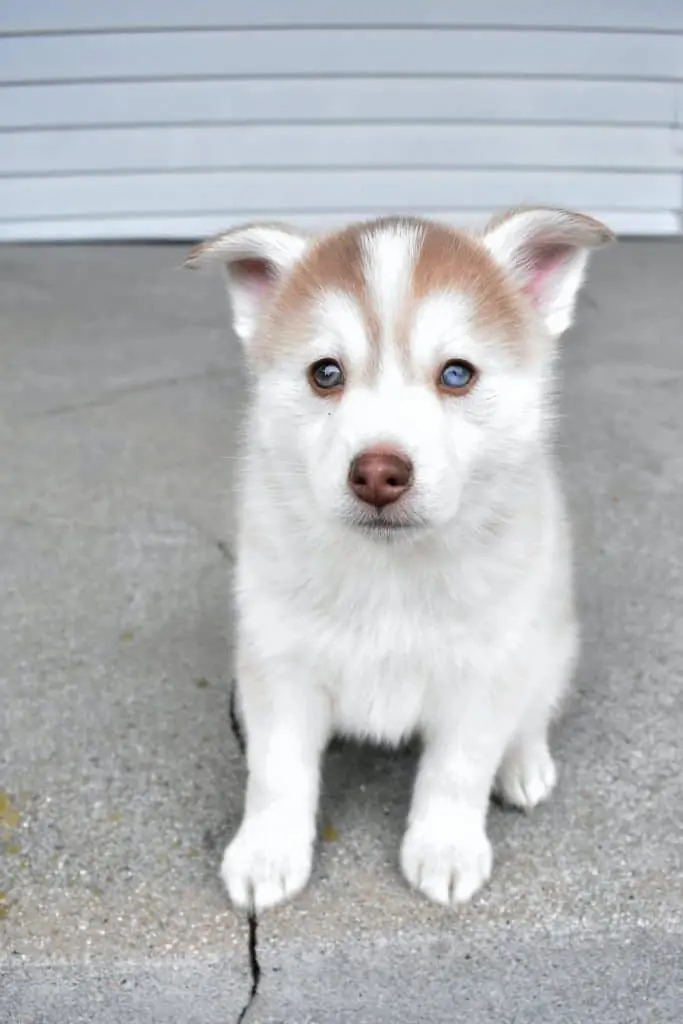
184,223 -> 310,345
483,207 -> 614,338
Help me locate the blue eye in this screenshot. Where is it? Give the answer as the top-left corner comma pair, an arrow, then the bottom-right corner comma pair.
309,359 -> 344,392
439,360 -> 476,392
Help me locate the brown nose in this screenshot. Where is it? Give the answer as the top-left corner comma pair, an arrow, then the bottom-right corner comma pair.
348,447 -> 413,508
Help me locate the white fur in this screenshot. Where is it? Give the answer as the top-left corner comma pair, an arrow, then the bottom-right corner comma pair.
362,221 -> 421,345
190,210 -> 610,911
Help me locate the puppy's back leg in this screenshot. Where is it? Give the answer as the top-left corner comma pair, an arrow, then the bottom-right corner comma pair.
494,624 -> 578,811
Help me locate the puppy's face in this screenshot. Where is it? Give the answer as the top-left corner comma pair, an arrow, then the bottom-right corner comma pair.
187,211 -> 611,537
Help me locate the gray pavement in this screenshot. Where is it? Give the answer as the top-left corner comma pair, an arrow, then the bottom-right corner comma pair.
1,239 -> 682,1022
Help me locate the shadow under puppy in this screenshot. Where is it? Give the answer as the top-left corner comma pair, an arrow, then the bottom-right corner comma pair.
185,208 -> 612,910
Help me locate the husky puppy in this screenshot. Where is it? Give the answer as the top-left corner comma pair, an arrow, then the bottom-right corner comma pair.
186,208 -> 612,910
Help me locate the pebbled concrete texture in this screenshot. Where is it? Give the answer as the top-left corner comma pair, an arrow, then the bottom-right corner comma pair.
1,240 -> 682,1022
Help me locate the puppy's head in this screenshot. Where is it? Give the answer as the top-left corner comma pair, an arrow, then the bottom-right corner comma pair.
186,210 -> 612,538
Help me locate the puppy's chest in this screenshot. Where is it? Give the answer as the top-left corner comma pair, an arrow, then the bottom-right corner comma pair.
312,586 -> 480,744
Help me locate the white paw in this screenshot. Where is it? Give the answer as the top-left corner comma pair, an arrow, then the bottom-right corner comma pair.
221,812 -> 314,911
495,742 -> 557,810
400,817 -> 492,906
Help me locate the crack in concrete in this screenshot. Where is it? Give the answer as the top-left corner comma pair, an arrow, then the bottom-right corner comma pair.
229,682 -> 246,755
229,680 -> 261,1024
216,538 -> 235,564
28,367 -> 230,419
236,912 -> 262,1024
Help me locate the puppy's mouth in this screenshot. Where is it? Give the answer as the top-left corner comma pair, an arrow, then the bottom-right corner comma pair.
349,511 -> 425,538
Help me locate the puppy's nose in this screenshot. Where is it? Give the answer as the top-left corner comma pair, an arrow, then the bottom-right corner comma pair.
348,447 -> 413,508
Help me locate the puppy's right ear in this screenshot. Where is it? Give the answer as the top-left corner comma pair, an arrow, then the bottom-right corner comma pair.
184,223 -> 310,346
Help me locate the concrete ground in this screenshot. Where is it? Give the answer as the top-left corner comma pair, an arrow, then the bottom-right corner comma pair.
0,239 -> 681,1023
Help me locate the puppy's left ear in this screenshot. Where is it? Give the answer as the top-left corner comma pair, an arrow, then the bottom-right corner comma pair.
483,207 -> 614,338
184,223 -> 310,347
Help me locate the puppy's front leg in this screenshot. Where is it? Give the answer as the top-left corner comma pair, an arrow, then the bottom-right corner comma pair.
222,668 -> 331,911
401,699 -> 510,907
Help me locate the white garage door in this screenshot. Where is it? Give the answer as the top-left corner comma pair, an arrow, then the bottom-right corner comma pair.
2,1 -> 683,241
